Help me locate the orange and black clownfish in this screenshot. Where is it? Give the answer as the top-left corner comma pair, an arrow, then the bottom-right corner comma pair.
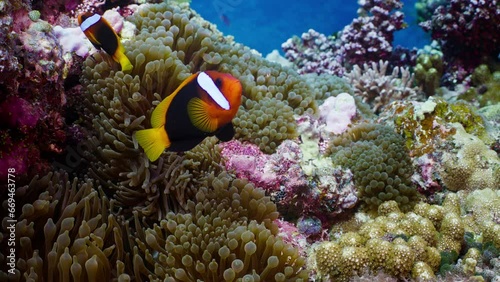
78,12 -> 133,72
135,71 -> 242,162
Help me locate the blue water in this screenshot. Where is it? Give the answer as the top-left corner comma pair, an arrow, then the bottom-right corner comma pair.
190,0 -> 430,55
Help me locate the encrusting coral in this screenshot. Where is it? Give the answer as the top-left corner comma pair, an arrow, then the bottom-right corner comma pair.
311,192 -> 500,281
327,123 -> 419,213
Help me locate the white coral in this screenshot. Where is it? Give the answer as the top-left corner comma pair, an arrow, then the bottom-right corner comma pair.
346,60 -> 419,113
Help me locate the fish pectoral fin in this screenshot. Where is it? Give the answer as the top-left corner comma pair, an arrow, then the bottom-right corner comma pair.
187,97 -> 218,133
135,127 -> 170,162
215,122 -> 235,142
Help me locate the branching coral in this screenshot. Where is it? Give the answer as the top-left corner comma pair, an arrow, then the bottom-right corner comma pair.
327,123 -> 419,213
281,0 -> 412,76
339,0 -> 406,66
420,0 -> 500,73
414,52 -> 444,97
281,29 -> 344,76
346,60 -> 420,114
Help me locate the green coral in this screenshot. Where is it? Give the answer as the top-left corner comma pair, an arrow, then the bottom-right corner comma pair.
327,123 -> 419,213
414,53 -> 443,97
381,96 -> 492,157
459,64 -> 500,107
414,0 -> 447,23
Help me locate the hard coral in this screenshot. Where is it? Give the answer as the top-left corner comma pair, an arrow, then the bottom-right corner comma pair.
311,193 -> 500,281
281,28 -> 344,76
339,0 -> 406,66
420,0 -> 500,78
346,60 -> 419,114
282,0 -> 411,76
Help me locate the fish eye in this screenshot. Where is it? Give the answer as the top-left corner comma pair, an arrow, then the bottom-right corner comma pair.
214,78 -> 222,87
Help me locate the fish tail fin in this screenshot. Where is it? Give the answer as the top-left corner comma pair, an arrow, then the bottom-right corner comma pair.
116,51 -> 133,72
135,127 -> 170,162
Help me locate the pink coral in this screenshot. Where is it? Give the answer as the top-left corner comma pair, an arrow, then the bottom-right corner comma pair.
412,153 -> 443,195
220,139 -> 357,227
275,219 -> 308,257
0,96 -> 41,133
0,11 -> 75,183
220,139 -> 305,191
318,93 -> 357,134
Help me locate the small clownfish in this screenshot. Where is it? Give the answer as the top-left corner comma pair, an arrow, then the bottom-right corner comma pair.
135,71 -> 242,162
78,12 -> 133,72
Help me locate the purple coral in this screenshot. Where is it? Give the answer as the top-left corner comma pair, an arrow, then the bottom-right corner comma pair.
420,0 -> 500,74
220,139 -> 357,227
282,29 -> 345,76
282,0 -> 411,75
339,0 -> 405,66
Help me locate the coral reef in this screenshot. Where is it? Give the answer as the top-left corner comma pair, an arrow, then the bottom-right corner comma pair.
414,52 -> 444,97
281,28 -> 344,76
282,0 -> 413,76
220,139 -> 358,225
1,0 -> 499,281
339,0 -> 406,67
346,60 -> 420,114
458,64 -> 500,108
130,172 -> 308,281
420,0 -> 500,81
327,123 -> 419,213
311,193 -> 500,281
380,96 -> 492,157
0,1 -> 78,184
439,124 -> 500,192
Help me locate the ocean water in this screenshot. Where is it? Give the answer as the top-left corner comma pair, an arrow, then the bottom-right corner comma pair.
191,0 -> 430,56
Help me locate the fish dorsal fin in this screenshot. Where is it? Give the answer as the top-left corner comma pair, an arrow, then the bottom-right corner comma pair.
197,72 -> 230,110
187,97 -> 218,133
150,73 -> 198,128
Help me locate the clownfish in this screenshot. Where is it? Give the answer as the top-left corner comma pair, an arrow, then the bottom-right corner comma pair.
78,12 -> 133,72
135,71 -> 242,162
